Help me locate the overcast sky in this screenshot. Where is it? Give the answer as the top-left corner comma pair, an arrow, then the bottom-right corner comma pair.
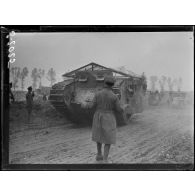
12,32 -> 194,91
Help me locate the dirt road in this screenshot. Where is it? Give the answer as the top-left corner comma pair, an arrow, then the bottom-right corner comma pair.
9,105 -> 194,164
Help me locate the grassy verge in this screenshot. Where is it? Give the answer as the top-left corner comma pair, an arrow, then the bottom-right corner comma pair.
9,100 -> 68,133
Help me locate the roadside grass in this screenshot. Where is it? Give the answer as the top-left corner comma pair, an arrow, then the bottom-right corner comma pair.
9,100 -> 68,133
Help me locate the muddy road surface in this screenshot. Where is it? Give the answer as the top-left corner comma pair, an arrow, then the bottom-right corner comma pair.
9,104 -> 194,164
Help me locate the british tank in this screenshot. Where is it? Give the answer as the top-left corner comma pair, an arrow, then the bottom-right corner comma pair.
49,62 -> 147,125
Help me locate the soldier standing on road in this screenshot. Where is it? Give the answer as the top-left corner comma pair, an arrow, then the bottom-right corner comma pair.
91,75 -> 123,163
26,86 -> 34,123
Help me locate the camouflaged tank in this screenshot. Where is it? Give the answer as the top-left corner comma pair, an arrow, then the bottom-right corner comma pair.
49,62 -> 147,125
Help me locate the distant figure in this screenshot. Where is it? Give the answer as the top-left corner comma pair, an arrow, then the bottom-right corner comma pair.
43,94 -> 47,101
91,75 -> 123,163
168,92 -> 173,105
9,82 -> 15,103
26,86 -> 34,123
155,90 -> 160,101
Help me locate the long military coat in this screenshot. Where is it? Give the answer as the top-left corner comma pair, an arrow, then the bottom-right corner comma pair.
92,87 -> 123,144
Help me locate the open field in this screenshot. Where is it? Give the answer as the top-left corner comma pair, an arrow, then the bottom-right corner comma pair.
9,101 -> 194,164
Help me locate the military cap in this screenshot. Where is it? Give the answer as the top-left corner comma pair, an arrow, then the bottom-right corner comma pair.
27,86 -> 32,91
104,75 -> 115,85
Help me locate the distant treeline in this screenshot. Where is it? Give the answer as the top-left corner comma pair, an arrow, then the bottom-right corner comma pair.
10,67 -> 56,91
149,75 -> 182,92
10,66 -> 183,93
117,66 -> 183,93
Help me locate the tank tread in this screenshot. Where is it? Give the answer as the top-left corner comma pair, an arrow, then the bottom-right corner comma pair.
49,92 -> 69,115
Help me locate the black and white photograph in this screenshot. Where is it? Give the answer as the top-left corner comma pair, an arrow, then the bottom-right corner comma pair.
1,26 -> 194,170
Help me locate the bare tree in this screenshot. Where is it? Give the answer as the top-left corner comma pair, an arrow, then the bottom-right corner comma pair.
47,68 -> 56,87
176,77 -> 182,92
141,72 -> 147,93
167,77 -> 176,92
141,72 -> 146,81
31,68 -> 39,90
150,76 -> 158,92
10,67 -> 21,91
159,76 -> 167,93
172,78 -> 178,91
38,68 -> 45,88
19,67 -> 29,91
